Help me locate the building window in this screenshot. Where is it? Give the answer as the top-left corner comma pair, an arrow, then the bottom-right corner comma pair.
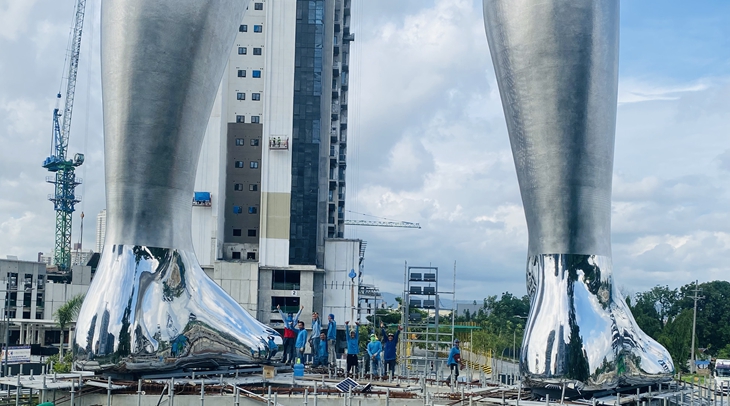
235,161 -> 244,168
233,206 -> 243,214
235,138 -> 244,145
251,139 -> 259,146
254,25 -> 263,33
237,70 -> 246,77
271,296 -> 300,313
248,206 -> 258,214
233,229 -> 242,237
236,115 -> 245,123
254,2 -> 263,10
251,115 -> 260,124
272,270 -> 301,290
36,312 -> 43,320
234,183 -> 243,191
253,47 -> 262,55
232,251 -> 241,260
248,229 -> 257,237
238,47 -> 247,55
237,92 -> 245,100
249,184 -> 258,191
250,161 -> 259,169
252,93 -> 261,101
252,70 -> 261,78
247,252 -> 256,260
239,24 -> 248,32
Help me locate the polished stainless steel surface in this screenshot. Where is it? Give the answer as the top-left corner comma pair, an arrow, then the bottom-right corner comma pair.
75,246 -> 278,371
483,0 -> 674,390
523,254 -> 673,390
74,0 -> 279,372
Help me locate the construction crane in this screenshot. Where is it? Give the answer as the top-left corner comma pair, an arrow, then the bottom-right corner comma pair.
343,211 -> 421,229
42,0 -> 87,273
344,219 -> 421,229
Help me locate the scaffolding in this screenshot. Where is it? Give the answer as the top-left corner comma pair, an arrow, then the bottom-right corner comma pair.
400,262 -> 456,381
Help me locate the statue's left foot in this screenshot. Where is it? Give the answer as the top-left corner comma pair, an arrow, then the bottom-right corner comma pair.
74,245 -> 279,372
522,254 -> 674,391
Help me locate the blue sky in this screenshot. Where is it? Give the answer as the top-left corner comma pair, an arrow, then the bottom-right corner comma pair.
0,0 -> 728,302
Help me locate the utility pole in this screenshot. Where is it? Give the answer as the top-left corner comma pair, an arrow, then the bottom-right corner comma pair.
689,280 -> 704,374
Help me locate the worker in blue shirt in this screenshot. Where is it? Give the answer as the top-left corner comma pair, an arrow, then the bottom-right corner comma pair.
266,336 -> 278,361
366,333 -> 382,376
327,314 -> 337,366
447,339 -> 463,385
345,321 -> 360,376
380,322 -> 403,377
295,320 -> 308,364
310,312 -> 322,360
313,332 -> 329,367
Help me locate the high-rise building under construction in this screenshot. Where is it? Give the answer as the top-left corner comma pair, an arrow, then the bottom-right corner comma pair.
191,0 -> 360,327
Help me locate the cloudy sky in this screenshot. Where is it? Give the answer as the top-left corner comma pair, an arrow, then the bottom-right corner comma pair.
1,0 -> 728,302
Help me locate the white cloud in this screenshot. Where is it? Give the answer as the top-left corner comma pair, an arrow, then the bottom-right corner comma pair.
0,0 -> 38,41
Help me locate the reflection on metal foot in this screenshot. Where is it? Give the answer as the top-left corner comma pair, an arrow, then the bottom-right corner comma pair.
74,245 -> 278,372
521,254 -> 674,391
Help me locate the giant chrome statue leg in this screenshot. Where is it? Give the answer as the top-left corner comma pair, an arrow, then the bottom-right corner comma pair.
482,1 -> 674,391
73,0 -> 278,372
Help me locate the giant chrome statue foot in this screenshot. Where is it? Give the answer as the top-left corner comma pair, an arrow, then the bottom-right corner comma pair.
75,245 -> 278,372
482,0 -> 675,391
522,254 -> 673,391
73,0 -> 269,372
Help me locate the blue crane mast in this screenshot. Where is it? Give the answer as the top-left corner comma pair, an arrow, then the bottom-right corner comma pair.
42,0 -> 87,273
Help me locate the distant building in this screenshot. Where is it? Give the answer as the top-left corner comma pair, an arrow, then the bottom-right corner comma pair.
38,252 -> 53,266
0,257 -> 93,350
95,209 -> 106,253
70,249 -> 94,267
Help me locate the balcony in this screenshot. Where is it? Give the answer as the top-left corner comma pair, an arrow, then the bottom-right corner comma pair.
269,136 -> 289,150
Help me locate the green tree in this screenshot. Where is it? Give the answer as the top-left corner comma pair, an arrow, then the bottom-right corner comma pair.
658,309 -> 693,372
54,294 -> 85,358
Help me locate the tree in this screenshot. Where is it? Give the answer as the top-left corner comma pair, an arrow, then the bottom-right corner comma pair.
658,309 -> 693,372
54,294 -> 85,358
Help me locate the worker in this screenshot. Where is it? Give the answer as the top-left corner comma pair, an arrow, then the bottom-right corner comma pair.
447,339 -> 463,385
327,314 -> 337,366
313,332 -> 329,367
266,336 -> 278,361
277,304 -> 303,365
367,333 -> 382,377
295,320 -> 308,363
380,322 -> 403,377
310,312 -> 321,360
345,321 -> 360,376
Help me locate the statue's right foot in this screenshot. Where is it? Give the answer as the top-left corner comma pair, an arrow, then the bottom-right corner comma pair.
522,254 -> 674,391
74,245 -> 279,372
